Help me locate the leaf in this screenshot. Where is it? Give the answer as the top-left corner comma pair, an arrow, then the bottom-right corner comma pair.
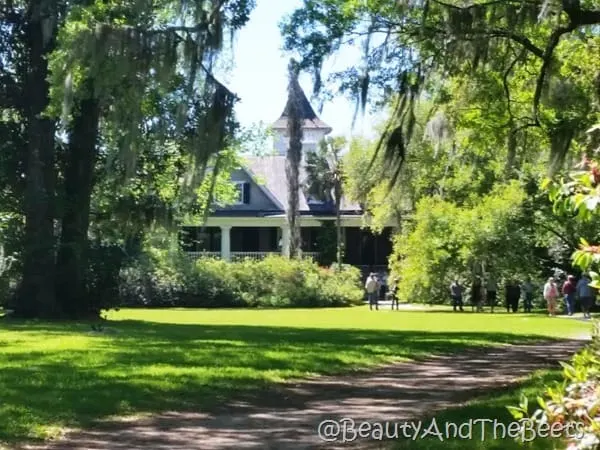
519,393 -> 529,411
537,396 -> 547,411
541,178 -> 553,190
560,361 -> 578,380
506,406 -> 524,420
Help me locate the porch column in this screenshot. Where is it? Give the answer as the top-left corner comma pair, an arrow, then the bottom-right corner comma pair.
221,225 -> 231,261
280,225 -> 290,257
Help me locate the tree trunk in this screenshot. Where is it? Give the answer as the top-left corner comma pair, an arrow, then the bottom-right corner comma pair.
15,0 -> 58,318
335,183 -> 342,272
55,89 -> 101,319
286,62 -> 303,258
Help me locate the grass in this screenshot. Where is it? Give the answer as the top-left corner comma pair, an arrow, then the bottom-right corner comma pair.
0,306 -> 592,445
394,369 -> 566,450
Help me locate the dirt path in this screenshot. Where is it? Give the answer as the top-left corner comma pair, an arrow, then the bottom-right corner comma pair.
21,338 -> 588,450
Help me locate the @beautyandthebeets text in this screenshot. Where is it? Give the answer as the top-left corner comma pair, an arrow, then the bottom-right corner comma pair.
317,417 -> 585,443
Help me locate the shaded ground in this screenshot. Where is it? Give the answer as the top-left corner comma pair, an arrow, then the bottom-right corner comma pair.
18,338 -> 588,450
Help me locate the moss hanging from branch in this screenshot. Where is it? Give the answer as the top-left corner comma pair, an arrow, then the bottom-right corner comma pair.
47,0 -> 252,232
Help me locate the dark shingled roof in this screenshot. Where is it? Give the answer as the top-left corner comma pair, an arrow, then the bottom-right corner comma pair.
271,83 -> 332,132
243,155 -> 361,213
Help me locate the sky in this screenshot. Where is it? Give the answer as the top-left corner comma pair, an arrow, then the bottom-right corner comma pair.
220,0 -> 383,141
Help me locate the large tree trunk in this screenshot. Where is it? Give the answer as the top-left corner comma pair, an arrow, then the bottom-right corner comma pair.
55,89 -> 101,319
286,63 -> 303,259
15,0 -> 58,318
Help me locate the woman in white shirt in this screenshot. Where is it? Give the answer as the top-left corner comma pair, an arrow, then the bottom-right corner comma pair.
543,277 -> 559,316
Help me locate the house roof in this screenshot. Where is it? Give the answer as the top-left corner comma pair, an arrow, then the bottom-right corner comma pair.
242,155 -> 361,213
271,82 -> 332,133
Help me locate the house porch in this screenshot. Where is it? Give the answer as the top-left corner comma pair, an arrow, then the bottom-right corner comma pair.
180,216 -> 395,268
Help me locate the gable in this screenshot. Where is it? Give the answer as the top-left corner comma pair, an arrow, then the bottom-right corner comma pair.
214,168 -> 281,213
242,156 -> 363,214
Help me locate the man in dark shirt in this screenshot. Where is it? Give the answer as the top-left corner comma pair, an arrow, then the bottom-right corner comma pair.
562,275 -> 577,316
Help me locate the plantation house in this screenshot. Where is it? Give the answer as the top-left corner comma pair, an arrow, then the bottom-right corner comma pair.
181,86 -> 394,271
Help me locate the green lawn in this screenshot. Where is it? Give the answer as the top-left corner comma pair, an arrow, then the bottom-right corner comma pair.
0,306 -> 592,444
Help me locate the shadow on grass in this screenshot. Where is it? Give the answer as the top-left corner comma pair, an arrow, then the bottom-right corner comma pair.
0,318 -> 577,444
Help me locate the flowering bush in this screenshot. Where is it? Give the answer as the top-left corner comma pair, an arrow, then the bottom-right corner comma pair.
509,322 -> 600,450
119,251 -> 364,308
546,123 -> 600,289
509,123 -> 600,449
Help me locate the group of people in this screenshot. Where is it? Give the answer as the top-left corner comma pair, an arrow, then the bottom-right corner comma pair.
543,274 -> 595,318
449,276 -> 534,313
365,270 -> 596,317
365,272 -> 398,310
450,273 -> 596,317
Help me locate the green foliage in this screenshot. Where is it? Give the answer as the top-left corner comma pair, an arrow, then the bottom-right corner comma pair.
305,136 -> 346,268
315,220 -> 337,266
545,123 -> 600,286
282,0 -> 600,176
391,181 -> 534,303
510,123 -> 600,450
0,0 -> 257,319
236,121 -> 275,156
508,322 -> 600,450
119,250 -> 364,309
343,135 -> 408,232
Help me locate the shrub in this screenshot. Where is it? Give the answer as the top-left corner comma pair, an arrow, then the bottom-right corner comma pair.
119,251 -> 364,308
86,243 -> 125,314
508,322 -> 600,449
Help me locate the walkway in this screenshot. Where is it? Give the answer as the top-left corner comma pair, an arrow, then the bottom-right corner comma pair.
23,338 -> 588,450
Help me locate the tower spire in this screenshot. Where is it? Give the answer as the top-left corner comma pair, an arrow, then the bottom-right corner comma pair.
271,83 -> 332,133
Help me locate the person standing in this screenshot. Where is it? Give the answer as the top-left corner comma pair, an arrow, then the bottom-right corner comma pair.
365,273 -> 379,311
577,273 -> 594,319
379,272 -> 388,301
562,275 -> 577,316
543,277 -> 559,316
450,279 -> 464,312
486,275 -> 497,313
522,277 -> 535,313
505,279 -> 521,313
389,276 -> 400,310
471,277 -> 483,312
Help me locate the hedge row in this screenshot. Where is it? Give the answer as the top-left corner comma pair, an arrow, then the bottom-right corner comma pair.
119,250 -> 365,308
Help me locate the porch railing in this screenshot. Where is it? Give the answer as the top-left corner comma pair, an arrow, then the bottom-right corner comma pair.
231,251 -> 279,261
186,251 -> 321,261
187,251 -> 221,260
301,251 -> 319,260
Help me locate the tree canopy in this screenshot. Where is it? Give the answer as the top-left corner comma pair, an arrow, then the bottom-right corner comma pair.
282,0 -> 600,178
0,0 -> 256,318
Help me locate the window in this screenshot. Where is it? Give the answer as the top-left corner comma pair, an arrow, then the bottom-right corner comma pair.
233,181 -> 250,205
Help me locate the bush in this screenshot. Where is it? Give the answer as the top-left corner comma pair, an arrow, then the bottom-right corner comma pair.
119,251 -> 364,308
508,322 -> 600,449
86,243 -> 125,314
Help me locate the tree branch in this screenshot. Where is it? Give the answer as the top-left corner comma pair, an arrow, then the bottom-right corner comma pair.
533,1 -> 600,121
486,30 -> 544,58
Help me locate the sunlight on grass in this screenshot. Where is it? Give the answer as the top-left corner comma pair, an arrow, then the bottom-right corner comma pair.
0,306 -> 591,444
108,306 -> 592,338
394,370 -> 565,450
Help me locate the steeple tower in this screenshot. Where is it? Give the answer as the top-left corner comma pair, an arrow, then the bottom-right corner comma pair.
271,84 -> 332,155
